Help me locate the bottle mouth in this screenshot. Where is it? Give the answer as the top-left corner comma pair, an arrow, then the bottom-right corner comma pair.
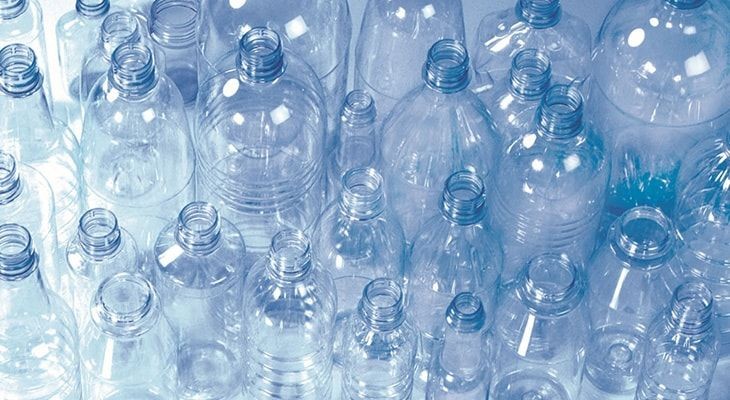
665,0 -> 707,9
78,208 -> 123,260
76,0 -> 110,17
237,27 -> 286,84
109,42 -> 159,97
339,167 -> 386,220
0,224 -> 37,281
175,202 -> 222,255
268,230 -> 312,281
0,43 -> 43,97
445,292 -> 486,333
537,84 -> 584,140
518,253 -> 584,316
515,0 -> 561,29
0,152 -> 21,205
101,11 -> 142,58
341,90 -> 377,128
440,170 -> 487,226
510,49 -> 552,100
358,278 -> 405,331
92,272 -> 159,336
669,281 -> 714,335
613,206 -> 675,262
423,39 -> 471,94
149,0 -> 198,48
0,0 -> 28,20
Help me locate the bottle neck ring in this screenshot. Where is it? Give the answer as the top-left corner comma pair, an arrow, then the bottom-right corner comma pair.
358,278 -> 406,331
109,42 -> 159,97
76,0 -> 110,18
0,152 -> 22,205
91,272 -> 160,337
612,206 -> 675,263
0,0 -> 28,20
669,282 -> 714,335
237,27 -> 286,84
174,202 -> 222,256
149,0 -> 198,48
341,90 -> 377,128
509,49 -> 552,100
665,0 -> 707,9
0,224 -> 37,281
267,230 -> 312,282
423,39 -> 471,94
446,292 -> 486,333
537,84 -> 584,140
440,170 -> 487,226
338,168 -> 386,220
100,11 -> 142,59
78,208 -> 123,260
0,44 -> 43,98
517,254 -> 584,316
515,0 -> 561,29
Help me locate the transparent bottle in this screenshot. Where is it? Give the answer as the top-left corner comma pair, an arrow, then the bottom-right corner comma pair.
591,0 -> 730,218
55,0 -> 112,136
80,272 -> 177,399
407,170 -> 502,391
65,208 -> 139,328
490,254 -> 589,400
425,292 -> 492,400
488,84 -> 608,283
242,229 -> 337,399
635,281 -> 720,400
581,207 -> 681,400
472,0 -> 591,90
82,42 -> 195,264
154,201 -> 246,400
0,43 -> 83,255
0,224 -> 81,400
326,90 -> 379,201
196,27 -> 326,255
381,39 -> 501,242
355,0 -> 465,119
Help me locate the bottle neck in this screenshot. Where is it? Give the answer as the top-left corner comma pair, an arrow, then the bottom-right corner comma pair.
149,0 -> 198,49
91,272 -> 160,337
267,230 -> 312,283
100,11 -> 142,60
515,0 -> 561,29
338,168 -> 386,220
667,282 -> 714,336
517,254 -> 584,316
423,39 -> 471,94
536,84 -> 585,140
357,278 -> 406,332
76,0 -> 110,18
440,171 -> 487,226
0,44 -> 44,98
509,49 -> 552,101
109,42 -> 159,98
0,224 -> 38,282
0,152 -> 22,205
611,206 -> 675,267
0,0 -> 28,20
665,0 -> 707,9
237,27 -> 286,84
77,208 -> 123,261
174,202 -> 222,256
341,90 -> 377,129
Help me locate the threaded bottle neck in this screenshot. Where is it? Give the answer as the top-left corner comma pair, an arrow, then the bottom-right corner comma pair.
109,42 -> 158,97
149,0 -> 198,48
0,44 -> 43,97
174,202 -> 222,255
515,0 -> 561,29
267,230 -> 312,282
518,254 -> 584,316
91,272 -> 159,337
666,0 -> 707,9
237,27 -> 286,84
446,292 -> 486,334
76,0 -> 110,17
668,282 -> 714,336
509,49 -> 552,100
358,278 -> 406,332
612,206 -> 675,265
537,84 -> 585,140
0,224 -> 37,281
100,11 -> 142,59
77,208 -> 123,260
440,170 -> 487,226
338,168 -> 386,220
0,0 -> 28,20
423,39 -> 471,94
0,152 -> 21,205
341,90 -> 377,128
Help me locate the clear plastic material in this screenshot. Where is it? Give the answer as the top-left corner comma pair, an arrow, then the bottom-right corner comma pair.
0,224 -> 81,400
426,292 -> 491,400
340,278 -> 418,399
407,170 -> 502,391
381,39 -> 501,241
490,254 -> 589,400
80,272 -> 177,399
196,27 -> 327,255
241,229 -> 337,399
154,202 -> 246,400
580,207 -> 680,400
472,0 -> 591,90
488,84 -> 608,283
635,281 -> 720,400
355,0 -> 465,119
82,42 -> 195,264
591,0 -> 730,218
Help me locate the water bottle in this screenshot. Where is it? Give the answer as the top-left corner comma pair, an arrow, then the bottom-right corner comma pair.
490,254 -> 589,400
81,42 -> 195,265
154,201 -> 246,400
635,281 -> 720,400
355,0 -> 465,120
55,0 -> 112,136
196,27 -> 326,255
326,90 -> 379,201
65,208 -> 139,328
581,207 -> 681,400
0,223 -> 82,399
381,39 -> 501,242
426,292 -> 492,400
241,229 -> 337,399
407,170 -> 502,392
590,0 -> 730,218
489,84 -> 608,283
472,0 -> 591,90
80,272 -> 177,399
340,278 -> 418,400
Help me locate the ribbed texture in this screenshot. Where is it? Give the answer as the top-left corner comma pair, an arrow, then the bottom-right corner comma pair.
76,0 -> 109,17
0,224 -> 37,281
510,49 -> 552,100
0,152 -> 21,205
109,43 -> 159,97
77,208 -> 123,260
341,90 -> 377,128
339,168 -> 386,220
516,0 -> 562,29
267,230 -> 313,282
666,0 -> 707,9
174,202 -> 222,255
440,170 -> 487,226
518,254 -> 585,316
0,44 -> 43,97
91,272 -> 160,337
149,0 -> 198,48
358,278 -> 406,331
100,11 -> 141,59
537,84 -> 585,140
0,0 -> 28,19
423,39 -> 471,94
446,292 -> 486,333
237,27 -> 287,84
613,206 -> 675,263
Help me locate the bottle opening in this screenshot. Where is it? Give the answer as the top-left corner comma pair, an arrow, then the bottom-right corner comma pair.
665,0 -> 707,9
520,254 -> 584,315
237,27 -> 286,84
110,42 -> 158,97
510,49 -> 552,100
149,0 -> 198,48
341,90 -> 377,127
440,170 -> 487,226
268,230 -> 312,281
516,0 -> 561,29
0,152 -> 21,204
423,39 -> 471,94
101,11 -> 142,58
0,43 -> 42,97
537,84 -> 584,140
358,278 -> 405,331
93,272 -> 158,335
446,292 -> 486,333
339,167 -> 386,220
78,208 -> 122,259
175,202 -> 222,255
615,206 -> 675,262
0,224 -> 36,280
76,0 -> 110,17
0,0 -> 28,20
669,281 -> 714,335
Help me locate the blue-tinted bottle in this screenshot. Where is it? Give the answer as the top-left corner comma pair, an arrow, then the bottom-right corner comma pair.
154,202 -> 246,400
381,39 -> 501,241
426,292 -> 492,400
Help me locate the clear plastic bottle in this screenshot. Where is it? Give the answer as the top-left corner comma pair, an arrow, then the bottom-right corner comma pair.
490,254 -> 589,400
340,278 -> 418,400
80,272 -> 177,399
381,39 -> 501,242
196,27 -> 326,255
580,207 -> 681,400
472,0 -> 591,90
65,208 -> 139,328
242,229 -> 337,399
407,170 -> 502,391
591,0 -> 730,218
488,84 -> 608,283
425,292 -> 492,400
355,0 -> 465,119
154,201 -> 246,400
82,42 -> 195,264
635,281 -> 720,400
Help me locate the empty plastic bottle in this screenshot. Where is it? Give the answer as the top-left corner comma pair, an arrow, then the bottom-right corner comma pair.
381,39 -> 501,241
82,42 -> 194,263
426,292 -> 492,400
355,0 -> 465,119
490,254 -> 589,400
489,84 -> 608,283
472,0 -> 591,90
407,170 -> 502,391
65,208 -> 139,328
154,201 -> 246,400
196,27 -> 326,254
241,229 -> 337,399
590,0 -> 730,218
340,278 -> 418,400
0,224 -> 82,400
635,281 -> 720,400
581,207 -> 681,400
